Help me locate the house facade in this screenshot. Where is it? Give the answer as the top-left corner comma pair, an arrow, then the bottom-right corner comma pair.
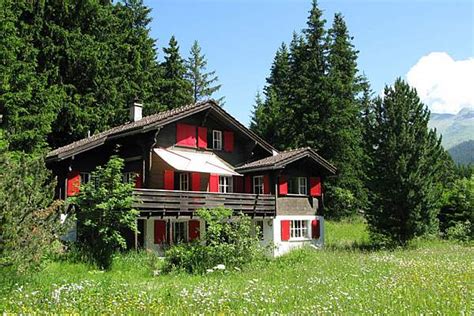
46,100 -> 336,257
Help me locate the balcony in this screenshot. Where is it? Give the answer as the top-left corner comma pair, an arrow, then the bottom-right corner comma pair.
133,189 -> 276,217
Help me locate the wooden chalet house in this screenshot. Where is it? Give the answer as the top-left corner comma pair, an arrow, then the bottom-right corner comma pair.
46,100 -> 336,256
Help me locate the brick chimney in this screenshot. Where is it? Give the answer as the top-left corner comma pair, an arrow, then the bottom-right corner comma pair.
130,98 -> 143,122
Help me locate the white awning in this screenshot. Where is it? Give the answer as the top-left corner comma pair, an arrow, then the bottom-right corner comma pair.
153,148 -> 241,176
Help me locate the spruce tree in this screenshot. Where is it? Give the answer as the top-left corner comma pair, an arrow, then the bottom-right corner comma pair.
323,13 -> 367,216
159,36 -> 193,110
1,0 -> 162,150
365,79 -> 445,245
186,40 -> 223,104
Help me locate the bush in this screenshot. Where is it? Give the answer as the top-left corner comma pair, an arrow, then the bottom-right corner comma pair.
324,185 -> 358,219
446,221 -> 472,243
163,207 -> 266,274
0,150 -> 71,273
70,156 -> 138,270
438,175 -> 473,240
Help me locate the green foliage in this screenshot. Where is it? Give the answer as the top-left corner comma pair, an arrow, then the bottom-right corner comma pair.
186,40 -> 223,104
365,78 -> 446,245
1,0 -> 162,151
158,36 -> 193,110
70,156 -> 138,270
439,175 -> 473,241
163,207 -> 265,274
250,2 -> 367,215
323,185 -> 357,219
0,152 -> 70,273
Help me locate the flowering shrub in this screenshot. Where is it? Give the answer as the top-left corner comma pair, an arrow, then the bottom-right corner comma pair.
163,207 -> 266,274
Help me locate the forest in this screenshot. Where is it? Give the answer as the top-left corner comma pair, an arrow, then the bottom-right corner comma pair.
0,0 -> 472,313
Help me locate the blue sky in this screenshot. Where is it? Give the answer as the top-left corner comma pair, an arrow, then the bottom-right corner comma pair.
144,0 -> 474,125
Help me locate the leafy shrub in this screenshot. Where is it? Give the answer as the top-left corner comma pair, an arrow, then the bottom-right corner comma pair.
325,185 -> 358,219
438,175 -> 473,241
446,221 -> 472,243
163,207 -> 266,274
0,150 -> 71,273
70,156 -> 138,270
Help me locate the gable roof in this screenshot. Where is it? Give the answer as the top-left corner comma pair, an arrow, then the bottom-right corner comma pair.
235,147 -> 337,175
46,100 -> 277,162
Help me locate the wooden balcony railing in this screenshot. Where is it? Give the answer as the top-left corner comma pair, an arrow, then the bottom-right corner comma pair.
133,189 -> 276,217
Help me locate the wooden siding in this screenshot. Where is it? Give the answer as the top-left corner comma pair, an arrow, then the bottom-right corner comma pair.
133,189 -> 276,217
276,196 -> 318,215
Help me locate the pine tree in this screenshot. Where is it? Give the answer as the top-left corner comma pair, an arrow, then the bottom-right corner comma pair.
323,13 -> 367,216
365,78 -> 445,245
1,0 -> 163,150
159,36 -> 193,110
186,40 -> 223,104
250,43 -> 292,150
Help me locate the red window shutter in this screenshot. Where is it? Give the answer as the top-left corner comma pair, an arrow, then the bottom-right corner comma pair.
281,220 -> 290,241
197,127 -> 207,148
245,175 -> 252,193
209,174 -> 219,192
188,220 -> 200,241
154,220 -> 166,244
176,123 -> 197,147
279,176 -> 288,195
223,131 -> 234,152
134,172 -> 143,188
191,172 -> 201,191
263,174 -> 270,194
234,176 -> 243,193
67,171 -> 81,197
164,170 -> 174,190
312,219 -> 321,239
310,177 -> 322,197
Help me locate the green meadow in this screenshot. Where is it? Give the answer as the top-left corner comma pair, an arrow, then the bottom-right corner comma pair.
1,220 -> 472,314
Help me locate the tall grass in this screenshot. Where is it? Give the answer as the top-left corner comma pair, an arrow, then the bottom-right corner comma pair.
1,220 -> 472,314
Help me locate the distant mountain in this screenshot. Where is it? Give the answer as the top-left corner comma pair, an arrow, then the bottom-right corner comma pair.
448,140 -> 474,165
429,107 -> 474,150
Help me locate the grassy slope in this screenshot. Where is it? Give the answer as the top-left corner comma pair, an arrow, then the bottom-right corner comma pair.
1,220 -> 472,314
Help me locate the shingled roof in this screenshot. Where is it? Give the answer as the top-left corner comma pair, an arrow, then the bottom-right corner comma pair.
236,147 -> 337,175
46,100 -> 276,162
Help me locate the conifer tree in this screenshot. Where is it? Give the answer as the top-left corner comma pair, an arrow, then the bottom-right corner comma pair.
186,41 -> 223,104
159,36 -> 193,110
323,13 -> 367,215
365,79 -> 445,245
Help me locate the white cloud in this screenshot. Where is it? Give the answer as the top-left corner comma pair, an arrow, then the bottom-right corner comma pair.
406,52 -> 474,114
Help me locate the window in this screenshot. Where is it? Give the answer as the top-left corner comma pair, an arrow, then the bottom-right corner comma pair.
122,172 -> 137,184
212,130 -> 222,150
179,173 -> 189,191
254,220 -> 264,240
253,176 -> 264,194
80,172 -> 91,184
173,221 -> 187,243
219,176 -> 233,193
290,220 -> 309,239
288,177 -> 308,195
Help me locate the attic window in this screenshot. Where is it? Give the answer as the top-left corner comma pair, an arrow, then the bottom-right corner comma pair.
212,130 -> 222,150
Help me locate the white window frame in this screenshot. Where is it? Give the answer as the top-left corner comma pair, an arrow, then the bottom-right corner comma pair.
172,221 -> 188,244
212,130 -> 222,150
122,172 -> 137,184
219,176 -> 233,193
179,173 -> 189,191
290,220 -> 309,240
288,177 -> 308,195
254,220 -> 264,241
80,172 -> 92,184
253,176 -> 264,194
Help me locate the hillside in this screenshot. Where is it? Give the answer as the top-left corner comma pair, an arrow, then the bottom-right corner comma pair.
429,107 -> 474,150
448,140 -> 474,165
